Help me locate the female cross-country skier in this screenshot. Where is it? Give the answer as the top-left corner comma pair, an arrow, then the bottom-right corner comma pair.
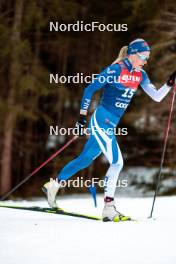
43,39 -> 176,222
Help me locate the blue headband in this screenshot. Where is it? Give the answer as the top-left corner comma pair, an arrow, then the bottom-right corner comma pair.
127,39 -> 150,55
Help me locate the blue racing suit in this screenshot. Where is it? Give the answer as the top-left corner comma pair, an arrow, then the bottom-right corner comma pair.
57,58 -> 171,197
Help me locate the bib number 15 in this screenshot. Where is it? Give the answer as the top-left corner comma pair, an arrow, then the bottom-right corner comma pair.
121,88 -> 135,98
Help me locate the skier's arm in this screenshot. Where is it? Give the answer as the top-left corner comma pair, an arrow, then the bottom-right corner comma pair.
80,64 -> 121,115
140,70 -> 171,102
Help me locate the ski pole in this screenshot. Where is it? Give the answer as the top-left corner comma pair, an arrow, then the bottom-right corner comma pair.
0,135 -> 78,201
149,86 -> 176,218
88,185 -> 97,207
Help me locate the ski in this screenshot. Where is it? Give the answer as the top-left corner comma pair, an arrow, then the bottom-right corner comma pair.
0,204 -> 136,222
0,204 -> 101,221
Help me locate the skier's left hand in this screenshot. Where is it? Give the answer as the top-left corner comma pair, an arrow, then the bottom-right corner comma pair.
75,114 -> 87,136
167,70 -> 176,87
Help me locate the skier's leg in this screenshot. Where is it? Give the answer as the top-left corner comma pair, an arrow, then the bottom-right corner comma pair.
102,139 -> 130,221
90,110 -> 129,220
91,108 -> 123,196
90,110 -> 130,221
104,139 -> 123,198
43,134 -> 101,208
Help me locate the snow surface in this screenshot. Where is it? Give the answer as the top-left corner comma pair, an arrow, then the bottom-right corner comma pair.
0,195 -> 176,264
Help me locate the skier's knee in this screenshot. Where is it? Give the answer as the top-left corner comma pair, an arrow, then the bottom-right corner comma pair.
112,158 -> 123,171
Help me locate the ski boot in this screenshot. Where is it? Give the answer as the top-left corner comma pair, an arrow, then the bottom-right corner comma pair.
42,178 -> 60,208
102,199 -> 131,222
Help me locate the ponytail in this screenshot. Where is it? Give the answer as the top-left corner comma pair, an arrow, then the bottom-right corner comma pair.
112,46 -> 128,65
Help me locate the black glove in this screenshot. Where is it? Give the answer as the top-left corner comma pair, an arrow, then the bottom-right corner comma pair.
75,114 -> 87,136
167,71 -> 176,87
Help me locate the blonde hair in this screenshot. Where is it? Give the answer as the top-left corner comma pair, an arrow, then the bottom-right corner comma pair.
112,46 -> 128,64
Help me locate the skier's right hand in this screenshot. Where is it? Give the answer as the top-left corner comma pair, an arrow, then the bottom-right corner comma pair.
75,114 -> 87,136
167,70 -> 176,87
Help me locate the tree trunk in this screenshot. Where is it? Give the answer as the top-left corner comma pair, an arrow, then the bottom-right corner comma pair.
0,0 -> 23,196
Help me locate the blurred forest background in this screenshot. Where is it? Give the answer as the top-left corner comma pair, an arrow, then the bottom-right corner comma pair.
0,0 -> 175,198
